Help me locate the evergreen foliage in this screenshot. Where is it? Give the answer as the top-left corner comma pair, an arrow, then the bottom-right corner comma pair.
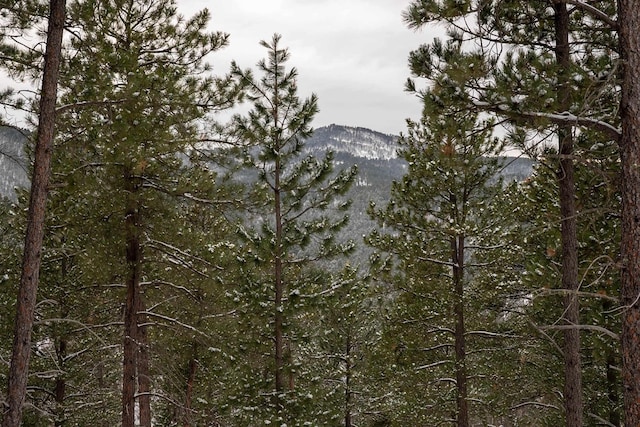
226,33 -> 358,426
367,98 -> 514,425
0,0 -> 242,424
403,0 -> 622,425
0,0 -> 635,425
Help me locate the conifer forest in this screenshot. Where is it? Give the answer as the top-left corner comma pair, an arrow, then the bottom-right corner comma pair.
1,0 -> 640,426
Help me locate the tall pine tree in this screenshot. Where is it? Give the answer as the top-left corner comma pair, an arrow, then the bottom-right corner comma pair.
368,63 -> 511,424
34,0 -> 238,424
228,33 -> 357,425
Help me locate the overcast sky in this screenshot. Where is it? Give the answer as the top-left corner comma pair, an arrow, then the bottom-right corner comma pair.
178,0 -> 439,135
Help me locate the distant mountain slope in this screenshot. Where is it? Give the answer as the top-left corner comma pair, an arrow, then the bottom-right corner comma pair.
306,124 -> 399,161
0,124 -> 534,228
303,124 -> 534,264
0,127 -> 29,200
304,123 -> 533,191
305,124 -> 406,192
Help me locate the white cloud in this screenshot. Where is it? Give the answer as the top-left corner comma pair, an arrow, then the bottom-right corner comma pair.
0,1 -> 438,134
181,0 -> 440,134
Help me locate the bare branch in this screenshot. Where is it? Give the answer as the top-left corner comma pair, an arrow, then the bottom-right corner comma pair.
586,412 -> 618,427
416,255 -> 456,267
510,401 -> 560,411
474,101 -> 622,143
416,360 -> 450,370
539,324 -> 619,340
565,0 -> 618,30
55,99 -> 127,114
139,311 -> 211,339
536,288 -> 619,303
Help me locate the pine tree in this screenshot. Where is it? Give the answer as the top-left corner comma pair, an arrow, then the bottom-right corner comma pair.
367,75 -> 511,424
498,137 -> 622,425
29,0 -> 239,424
312,267 -> 385,427
228,33 -> 357,425
403,1 -> 621,424
618,1 -> 640,424
2,1 -> 65,425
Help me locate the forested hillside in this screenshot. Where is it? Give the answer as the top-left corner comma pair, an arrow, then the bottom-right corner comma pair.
0,123 -> 534,269
0,1 -> 638,427
0,127 -> 28,200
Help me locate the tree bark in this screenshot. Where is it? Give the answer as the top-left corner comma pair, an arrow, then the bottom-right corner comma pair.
2,1 -> 65,426
137,296 -> 151,427
344,334 -> 352,427
122,171 -> 142,427
274,154 -> 285,410
53,337 -> 66,427
554,2 -> 583,426
452,234 -> 468,427
183,345 -> 198,427
618,0 -> 640,424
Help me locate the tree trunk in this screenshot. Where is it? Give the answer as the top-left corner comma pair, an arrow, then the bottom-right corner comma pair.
53,337 -> 66,427
274,155 -> 285,410
137,296 -> 151,427
2,1 -> 65,426
619,0 -> 640,424
122,171 -> 142,427
606,346 -> 620,426
344,334 -> 352,427
183,345 -> 198,427
452,234 -> 468,427
286,342 -> 295,391
554,2 -> 583,426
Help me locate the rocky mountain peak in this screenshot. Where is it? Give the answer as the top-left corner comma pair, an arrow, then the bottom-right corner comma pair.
305,124 -> 399,160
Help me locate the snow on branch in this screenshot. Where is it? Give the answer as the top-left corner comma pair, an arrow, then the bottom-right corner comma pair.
466,330 -> 522,339
474,101 -> 622,143
139,311 -> 211,339
536,288 -> 619,303
415,360 -> 451,371
533,111 -> 621,142
202,309 -> 238,319
55,99 -> 127,114
510,401 -> 560,411
416,255 -> 456,267
420,343 -> 455,352
424,326 -> 455,335
565,0 -> 618,30
140,280 -> 197,300
134,391 -> 183,408
539,324 -> 619,340
34,317 -> 114,346
148,238 -> 221,276
292,281 -> 346,300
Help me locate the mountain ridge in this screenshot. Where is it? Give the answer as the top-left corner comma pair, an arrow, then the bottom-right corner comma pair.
306,124 -> 399,161
0,126 -> 29,200
0,124 -> 534,201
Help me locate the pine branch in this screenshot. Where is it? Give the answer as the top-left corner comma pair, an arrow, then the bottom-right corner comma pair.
474,101 -> 622,142
539,324 -> 619,340
565,0 -> 617,30
139,311 -> 211,339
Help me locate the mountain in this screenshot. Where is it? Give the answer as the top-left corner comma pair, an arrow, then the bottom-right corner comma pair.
302,124 -> 535,264
0,125 -> 534,249
306,124 -> 399,161
304,123 -> 533,194
305,124 -> 407,195
0,127 -> 29,200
